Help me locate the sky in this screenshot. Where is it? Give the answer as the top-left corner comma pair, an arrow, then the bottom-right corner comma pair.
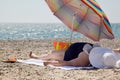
0,0 -> 120,23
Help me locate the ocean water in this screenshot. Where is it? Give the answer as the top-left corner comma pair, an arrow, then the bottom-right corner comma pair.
0,23 -> 119,40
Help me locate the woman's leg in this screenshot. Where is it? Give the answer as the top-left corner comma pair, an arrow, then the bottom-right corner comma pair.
29,50 -> 65,61
45,52 -> 90,67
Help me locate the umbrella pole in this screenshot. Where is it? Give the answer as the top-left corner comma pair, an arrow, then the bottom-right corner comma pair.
69,21 -> 74,43
69,33 -> 73,43
69,13 -> 76,43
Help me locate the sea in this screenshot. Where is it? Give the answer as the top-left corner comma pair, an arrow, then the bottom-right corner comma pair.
0,23 -> 120,40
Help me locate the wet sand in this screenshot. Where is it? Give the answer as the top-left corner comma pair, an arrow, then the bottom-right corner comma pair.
0,38 -> 120,80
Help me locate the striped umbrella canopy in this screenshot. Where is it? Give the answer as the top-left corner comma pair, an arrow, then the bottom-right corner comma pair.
45,0 -> 114,41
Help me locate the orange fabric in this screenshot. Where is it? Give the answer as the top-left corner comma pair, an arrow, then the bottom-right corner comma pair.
53,41 -> 70,50
2,56 -> 16,63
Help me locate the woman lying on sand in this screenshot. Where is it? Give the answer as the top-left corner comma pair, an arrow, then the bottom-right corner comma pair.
30,42 -> 94,67
30,42 -> 120,68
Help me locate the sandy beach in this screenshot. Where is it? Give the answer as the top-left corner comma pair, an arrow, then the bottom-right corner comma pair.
0,38 -> 120,80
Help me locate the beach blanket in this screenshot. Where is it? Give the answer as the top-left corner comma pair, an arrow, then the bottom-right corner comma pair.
17,59 -> 94,70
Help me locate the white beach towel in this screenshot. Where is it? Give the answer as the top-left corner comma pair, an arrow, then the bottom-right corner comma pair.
17,59 -> 94,70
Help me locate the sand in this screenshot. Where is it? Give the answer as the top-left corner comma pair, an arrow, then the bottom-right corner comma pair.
0,38 -> 120,80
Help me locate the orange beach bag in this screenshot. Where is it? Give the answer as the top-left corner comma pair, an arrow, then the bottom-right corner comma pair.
53,41 -> 70,50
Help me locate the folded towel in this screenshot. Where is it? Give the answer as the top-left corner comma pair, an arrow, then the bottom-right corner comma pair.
17,59 -> 94,70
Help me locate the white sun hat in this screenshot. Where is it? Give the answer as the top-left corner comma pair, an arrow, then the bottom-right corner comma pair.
83,43 -> 100,55
89,47 -> 120,68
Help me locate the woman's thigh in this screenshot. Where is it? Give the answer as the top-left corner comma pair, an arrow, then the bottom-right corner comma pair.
77,52 -> 90,66
47,50 -> 65,61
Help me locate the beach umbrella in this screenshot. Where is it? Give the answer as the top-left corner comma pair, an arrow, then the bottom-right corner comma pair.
45,0 -> 114,41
